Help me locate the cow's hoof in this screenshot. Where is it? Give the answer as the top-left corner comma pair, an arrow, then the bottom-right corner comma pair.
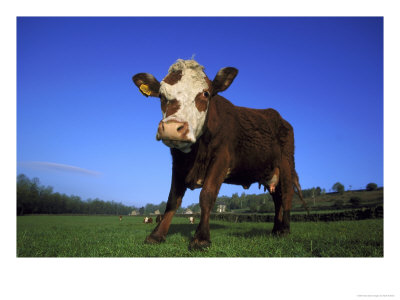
189,238 -> 211,251
271,229 -> 290,237
144,234 -> 165,244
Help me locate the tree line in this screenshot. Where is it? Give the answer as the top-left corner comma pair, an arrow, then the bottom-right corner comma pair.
137,202 -> 185,215
17,174 -> 185,216
17,174 -> 379,216
331,182 -> 379,193
185,192 -> 276,214
17,174 -> 137,215
186,182 -> 379,214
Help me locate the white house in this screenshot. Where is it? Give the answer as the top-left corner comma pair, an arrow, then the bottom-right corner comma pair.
217,204 -> 226,213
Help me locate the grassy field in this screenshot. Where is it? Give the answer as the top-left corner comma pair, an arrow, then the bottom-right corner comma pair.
17,215 -> 383,257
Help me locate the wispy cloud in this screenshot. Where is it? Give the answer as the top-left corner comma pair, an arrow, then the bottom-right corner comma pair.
18,161 -> 102,177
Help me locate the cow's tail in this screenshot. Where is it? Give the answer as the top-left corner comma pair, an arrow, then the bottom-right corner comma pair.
293,171 -> 310,215
278,117 -> 309,215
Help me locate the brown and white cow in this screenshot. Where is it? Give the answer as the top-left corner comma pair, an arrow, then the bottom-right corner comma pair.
189,216 -> 195,224
132,59 -> 306,250
143,217 -> 153,224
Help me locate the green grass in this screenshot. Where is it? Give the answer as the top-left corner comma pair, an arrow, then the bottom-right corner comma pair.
17,215 -> 383,257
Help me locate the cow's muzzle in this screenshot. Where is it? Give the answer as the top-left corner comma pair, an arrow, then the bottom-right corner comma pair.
156,120 -> 193,143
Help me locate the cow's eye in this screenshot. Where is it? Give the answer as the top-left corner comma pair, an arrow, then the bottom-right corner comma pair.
203,91 -> 210,97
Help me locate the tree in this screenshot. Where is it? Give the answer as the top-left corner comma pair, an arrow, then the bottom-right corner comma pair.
333,199 -> 344,208
249,201 -> 258,212
258,202 -> 274,213
366,183 -> 378,191
332,182 -> 345,194
230,193 -> 240,210
315,187 -> 321,196
187,203 -> 200,213
17,174 -> 137,215
158,201 -> 167,213
17,174 -> 32,215
139,207 -> 145,215
349,197 -> 361,207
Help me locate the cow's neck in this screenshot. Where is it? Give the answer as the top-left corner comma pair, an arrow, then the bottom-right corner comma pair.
170,129 -> 211,190
170,95 -> 235,190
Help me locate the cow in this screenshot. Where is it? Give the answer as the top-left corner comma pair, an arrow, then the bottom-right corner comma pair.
119,215 -> 123,222
189,216 -> 195,224
143,217 -> 153,224
132,59 -> 306,250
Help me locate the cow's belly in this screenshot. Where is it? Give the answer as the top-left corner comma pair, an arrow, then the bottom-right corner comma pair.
223,162 -> 275,189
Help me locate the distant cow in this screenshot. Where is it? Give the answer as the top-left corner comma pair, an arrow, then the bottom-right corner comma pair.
119,215 -> 123,222
189,216 -> 195,224
143,217 -> 153,224
132,59 -> 307,250
156,215 -> 163,223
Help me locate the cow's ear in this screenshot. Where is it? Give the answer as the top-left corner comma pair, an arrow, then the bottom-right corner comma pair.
212,67 -> 238,95
132,73 -> 160,98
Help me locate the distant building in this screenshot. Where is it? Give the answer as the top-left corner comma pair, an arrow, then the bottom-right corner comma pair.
217,204 -> 226,213
184,209 -> 193,214
154,209 -> 161,215
130,210 -> 140,216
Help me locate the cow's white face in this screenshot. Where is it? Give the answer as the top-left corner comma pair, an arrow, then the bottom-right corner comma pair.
132,59 -> 238,153
158,60 -> 211,152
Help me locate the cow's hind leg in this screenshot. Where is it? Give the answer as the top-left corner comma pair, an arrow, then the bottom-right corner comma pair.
277,157 -> 293,235
145,174 -> 186,244
271,184 -> 283,235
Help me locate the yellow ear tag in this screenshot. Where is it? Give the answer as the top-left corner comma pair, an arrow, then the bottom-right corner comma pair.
139,84 -> 152,96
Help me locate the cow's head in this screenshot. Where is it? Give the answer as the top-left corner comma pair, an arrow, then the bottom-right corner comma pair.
132,59 -> 238,153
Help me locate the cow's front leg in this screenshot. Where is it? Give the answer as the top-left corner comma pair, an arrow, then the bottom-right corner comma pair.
145,173 -> 186,244
189,154 -> 229,251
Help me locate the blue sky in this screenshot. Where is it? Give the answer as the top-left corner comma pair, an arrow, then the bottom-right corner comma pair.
17,17 -> 383,208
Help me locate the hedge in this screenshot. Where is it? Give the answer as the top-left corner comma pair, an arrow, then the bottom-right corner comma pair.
176,206 -> 383,223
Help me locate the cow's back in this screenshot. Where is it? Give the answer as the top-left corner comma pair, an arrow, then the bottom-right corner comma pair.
208,96 -> 295,187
